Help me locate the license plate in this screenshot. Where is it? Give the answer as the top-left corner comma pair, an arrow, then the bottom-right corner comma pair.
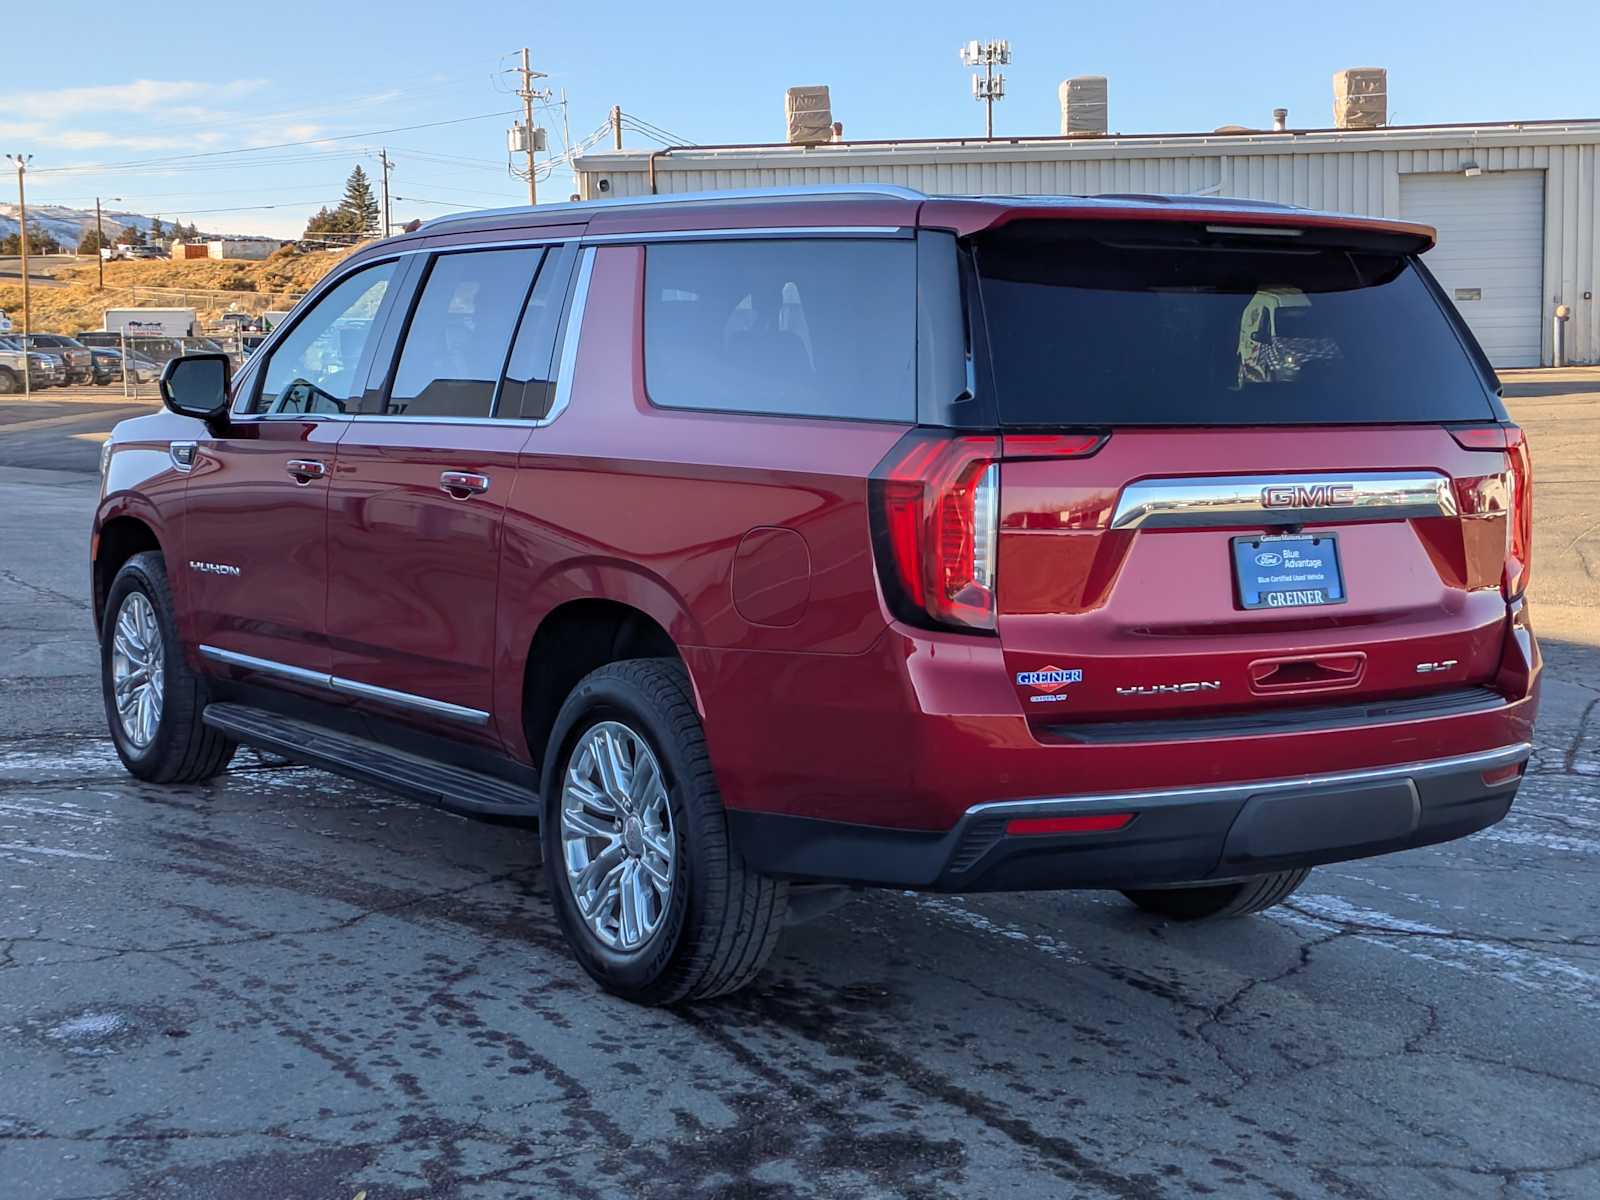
1231,534 -> 1346,610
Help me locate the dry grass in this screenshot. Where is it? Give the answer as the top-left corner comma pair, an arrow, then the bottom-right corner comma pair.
1,245 -> 357,334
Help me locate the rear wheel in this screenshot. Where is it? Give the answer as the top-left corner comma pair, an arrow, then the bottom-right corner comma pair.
0,367 -> 16,394
1120,868 -> 1311,921
101,552 -> 236,783
541,659 -> 789,1005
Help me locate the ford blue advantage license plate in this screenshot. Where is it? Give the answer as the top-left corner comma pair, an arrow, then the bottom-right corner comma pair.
1231,535 -> 1346,610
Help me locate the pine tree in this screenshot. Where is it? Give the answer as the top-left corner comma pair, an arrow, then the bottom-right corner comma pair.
115,223 -> 147,247
336,165 -> 380,237
77,227 -> 112,255
150,216 -> 165,244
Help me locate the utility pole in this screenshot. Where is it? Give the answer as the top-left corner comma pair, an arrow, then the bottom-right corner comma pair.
6,154 -> 31,396
611,105 -> 623,150
96,196 -> 107,289
959,39 -> 1011,139
508,47 -> 549,206
378,149 -> 393,237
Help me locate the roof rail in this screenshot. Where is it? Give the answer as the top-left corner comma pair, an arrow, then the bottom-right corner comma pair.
417,183 -> 927,232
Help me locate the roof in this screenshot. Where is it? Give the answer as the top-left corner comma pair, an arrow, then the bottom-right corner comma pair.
405,185 -> 1433,250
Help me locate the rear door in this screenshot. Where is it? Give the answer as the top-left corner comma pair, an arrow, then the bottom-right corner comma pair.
324,242 -> 576,743
185,257 -> 400,683
969,219 -> 1521,733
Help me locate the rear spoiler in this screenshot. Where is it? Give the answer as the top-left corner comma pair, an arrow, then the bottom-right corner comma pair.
919,197 -> 1437,255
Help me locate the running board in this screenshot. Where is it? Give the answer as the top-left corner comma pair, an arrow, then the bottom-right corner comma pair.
202,702 -> 540,819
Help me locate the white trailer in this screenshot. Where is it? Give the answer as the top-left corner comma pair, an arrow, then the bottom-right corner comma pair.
103,308 -> 198,338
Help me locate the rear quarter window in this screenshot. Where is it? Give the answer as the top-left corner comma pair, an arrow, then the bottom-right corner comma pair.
643,238 -> 915,421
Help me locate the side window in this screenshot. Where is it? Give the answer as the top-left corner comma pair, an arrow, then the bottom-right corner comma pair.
643,239 -> 915,421
252,261 -> 395,415
498,244 -> 576,420
381,247 -> 540,418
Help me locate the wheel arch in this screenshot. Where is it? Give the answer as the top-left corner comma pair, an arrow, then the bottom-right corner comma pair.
517,596 -> 696,772
92,512 -> 165,633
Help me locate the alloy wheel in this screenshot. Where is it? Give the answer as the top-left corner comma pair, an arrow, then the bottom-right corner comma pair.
110,591 -> 164,749
560,720 -> 676,951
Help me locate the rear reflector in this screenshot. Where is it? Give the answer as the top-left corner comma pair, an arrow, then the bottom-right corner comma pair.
1006,813 -> 1135,836
1481,763 -> 1524,787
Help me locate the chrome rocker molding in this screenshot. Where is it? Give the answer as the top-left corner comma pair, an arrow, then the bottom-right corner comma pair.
1110,472 -> 1458,531
965,742 -> 1532,822
199,645 -> 491,726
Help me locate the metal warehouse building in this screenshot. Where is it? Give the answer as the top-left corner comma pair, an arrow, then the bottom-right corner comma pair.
574,119 -> 1600,368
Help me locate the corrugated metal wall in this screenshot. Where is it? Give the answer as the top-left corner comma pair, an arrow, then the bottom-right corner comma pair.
581,136 -> 1600,364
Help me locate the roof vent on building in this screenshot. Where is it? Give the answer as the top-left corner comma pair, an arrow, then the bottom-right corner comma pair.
1333,68 -> 1387,129
785,85 -> 834,144
1058,75 -> 1108,135
1272,107 -> 1289,132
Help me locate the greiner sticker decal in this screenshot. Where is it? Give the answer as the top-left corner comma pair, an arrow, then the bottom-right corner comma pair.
1017,666 -> 1083,703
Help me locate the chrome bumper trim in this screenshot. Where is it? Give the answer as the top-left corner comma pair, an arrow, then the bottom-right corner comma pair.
966,743 -> 1532,820
1110,471 -> 1458,531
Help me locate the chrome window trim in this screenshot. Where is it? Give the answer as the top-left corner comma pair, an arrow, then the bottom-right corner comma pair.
966,743 -> 1531,820
540,246 -> 595,427
580,225 -> 911,245
1109,471 -> 1458,531
199,645 -> 490,726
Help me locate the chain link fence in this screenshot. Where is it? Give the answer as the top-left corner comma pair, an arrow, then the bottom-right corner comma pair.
77,332 -> 253,400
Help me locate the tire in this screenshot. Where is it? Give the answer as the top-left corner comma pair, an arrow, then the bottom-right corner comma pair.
101,551 -> 236,783
540,659 -> 789,1005
1120,868 -> 1311,921
0,367 -> 16,395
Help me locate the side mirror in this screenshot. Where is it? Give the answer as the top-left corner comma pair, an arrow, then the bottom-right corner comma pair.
159,353 -> 231,431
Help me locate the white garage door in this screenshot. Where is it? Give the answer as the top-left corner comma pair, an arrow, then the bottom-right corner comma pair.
1400,170 -> 1545,368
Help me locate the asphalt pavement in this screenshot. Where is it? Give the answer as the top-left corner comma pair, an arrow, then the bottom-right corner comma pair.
1,376 -> 1598,1200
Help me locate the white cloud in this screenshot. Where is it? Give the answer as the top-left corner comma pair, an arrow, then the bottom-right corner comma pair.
0,78 -> 268,120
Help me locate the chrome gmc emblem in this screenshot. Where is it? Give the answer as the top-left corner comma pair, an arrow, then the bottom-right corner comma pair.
1261,483 -> 1357,509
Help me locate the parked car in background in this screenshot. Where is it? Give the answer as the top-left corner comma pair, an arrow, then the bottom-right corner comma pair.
92,186 -> 1539,1006
86,346 -> 159,386
18,333 -> 95,384
0,337 -> 64,391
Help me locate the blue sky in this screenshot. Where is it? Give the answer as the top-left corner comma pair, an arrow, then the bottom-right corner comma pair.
8,0 -> 1599,239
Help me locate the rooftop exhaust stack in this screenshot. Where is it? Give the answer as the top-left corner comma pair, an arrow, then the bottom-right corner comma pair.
1332,68 -> 1387,129
785,85 -> 834,144
1058,75 -> 1108,135
1272,107 -> 1288,131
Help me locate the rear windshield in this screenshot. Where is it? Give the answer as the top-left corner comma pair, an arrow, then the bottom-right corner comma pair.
974,224 -> 1499,426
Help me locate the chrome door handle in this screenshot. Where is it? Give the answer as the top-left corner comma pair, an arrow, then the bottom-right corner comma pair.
440,471 -> 491,499
286,458 -> 327,483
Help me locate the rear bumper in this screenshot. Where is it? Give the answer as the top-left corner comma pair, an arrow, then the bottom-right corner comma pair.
727,742 -> 1530,891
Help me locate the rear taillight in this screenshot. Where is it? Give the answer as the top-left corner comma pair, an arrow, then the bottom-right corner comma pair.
870,432 -> 1001,632
1450,424 -> 1533,600
1504,427 -> 1533,599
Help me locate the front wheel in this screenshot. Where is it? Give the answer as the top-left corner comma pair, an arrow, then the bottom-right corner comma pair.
540,659 -> 789,1005
0,367 -> 17,395
101,552 -> 236,783
1120,868 -> 1311,921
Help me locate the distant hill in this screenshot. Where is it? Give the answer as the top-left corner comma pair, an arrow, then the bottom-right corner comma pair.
0,203 -> 273,249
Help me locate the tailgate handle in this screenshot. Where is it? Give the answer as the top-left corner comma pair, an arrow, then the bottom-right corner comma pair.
1248,653 -> 1366,694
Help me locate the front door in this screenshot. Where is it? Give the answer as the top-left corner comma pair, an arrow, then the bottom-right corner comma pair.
184,258 -> 401,685
326,244 -> 557,744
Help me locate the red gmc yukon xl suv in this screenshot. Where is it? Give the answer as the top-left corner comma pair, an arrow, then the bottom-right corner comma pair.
93,186 -> 1538,1004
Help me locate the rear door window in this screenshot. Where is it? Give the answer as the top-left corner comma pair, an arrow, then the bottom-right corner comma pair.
380,247 -> 541,418
974,223 -> 1499,426
643,238 -> 915,421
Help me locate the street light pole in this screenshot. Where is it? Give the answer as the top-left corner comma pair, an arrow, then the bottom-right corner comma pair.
6,153 -> 32,396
